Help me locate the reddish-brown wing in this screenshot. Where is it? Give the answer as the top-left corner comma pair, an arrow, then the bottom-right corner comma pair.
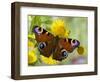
53,38 -> 80,61
33,26 -> 55,57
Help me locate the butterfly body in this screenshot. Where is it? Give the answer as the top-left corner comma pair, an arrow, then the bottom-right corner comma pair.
33,26 -> 80,61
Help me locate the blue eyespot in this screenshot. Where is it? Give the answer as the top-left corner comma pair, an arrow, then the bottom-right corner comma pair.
61,49 -> 68,57
38,42 -> 46,49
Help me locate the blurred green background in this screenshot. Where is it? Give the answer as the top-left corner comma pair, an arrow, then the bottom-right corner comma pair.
28,15 -> 88,66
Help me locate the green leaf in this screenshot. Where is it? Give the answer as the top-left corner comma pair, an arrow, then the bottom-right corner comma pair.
29,16 -> 42,34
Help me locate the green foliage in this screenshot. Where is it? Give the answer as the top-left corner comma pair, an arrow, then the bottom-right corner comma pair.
28,16 -> 52,34
29,16 -> 41,34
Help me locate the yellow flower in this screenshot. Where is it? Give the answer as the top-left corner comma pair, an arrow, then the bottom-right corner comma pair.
28,40 -> 34,47
51,19 -> 70,37
51,19 -> 65,37
28,51 -> 37,64
28,40 -> 35,51
77,46 -> 85,55
28,34 -> 35,39
40,55 -> 59,65
64,30 -> 70,38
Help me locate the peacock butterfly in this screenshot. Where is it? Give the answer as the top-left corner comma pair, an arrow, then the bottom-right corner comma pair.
33,26 -> 80,61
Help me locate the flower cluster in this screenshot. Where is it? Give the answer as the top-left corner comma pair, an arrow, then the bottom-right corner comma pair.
28,39 -> 37,64
51,19 -> 70,38
41,55 -> 59,65
28,50 -> 37,64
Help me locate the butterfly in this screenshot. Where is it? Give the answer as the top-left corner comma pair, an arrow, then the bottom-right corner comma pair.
33,26 -> 80,61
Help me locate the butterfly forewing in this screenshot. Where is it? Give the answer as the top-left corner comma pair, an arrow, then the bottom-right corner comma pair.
33,26 -> 55,57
